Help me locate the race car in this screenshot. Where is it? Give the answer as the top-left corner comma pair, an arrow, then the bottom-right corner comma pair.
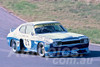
7,21 -> 90,57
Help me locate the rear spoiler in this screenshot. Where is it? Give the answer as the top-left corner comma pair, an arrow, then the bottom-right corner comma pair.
10,28 -> 16,33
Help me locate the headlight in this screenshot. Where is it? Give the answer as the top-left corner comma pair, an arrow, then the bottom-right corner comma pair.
53,42 -> 57,46
57,41 -> 62,45
53,41 -> 62,46
81,38 -> 89,43
84,38 -> 89,43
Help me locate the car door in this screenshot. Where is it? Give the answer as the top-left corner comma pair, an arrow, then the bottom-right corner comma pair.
25,25 -> 34,50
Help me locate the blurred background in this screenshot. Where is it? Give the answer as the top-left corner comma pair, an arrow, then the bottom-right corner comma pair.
0,0 -> 100,44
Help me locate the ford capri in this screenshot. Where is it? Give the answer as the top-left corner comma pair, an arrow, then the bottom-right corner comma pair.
7,21 -> 90,57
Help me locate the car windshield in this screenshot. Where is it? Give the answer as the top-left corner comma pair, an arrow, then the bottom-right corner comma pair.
34,23 -> 67,34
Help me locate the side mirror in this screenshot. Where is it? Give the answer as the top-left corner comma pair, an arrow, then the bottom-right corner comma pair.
30,32 -> 34,36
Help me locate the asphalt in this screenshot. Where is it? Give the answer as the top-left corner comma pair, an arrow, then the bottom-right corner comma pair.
0,7 -> 100,67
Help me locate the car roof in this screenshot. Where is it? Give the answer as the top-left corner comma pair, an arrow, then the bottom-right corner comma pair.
21,21 -> 60,26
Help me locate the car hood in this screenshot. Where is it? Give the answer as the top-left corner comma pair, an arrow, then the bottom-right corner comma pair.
37,32 -> 84,40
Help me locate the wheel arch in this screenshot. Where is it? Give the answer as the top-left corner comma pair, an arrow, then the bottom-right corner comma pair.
19,39 -> 25,50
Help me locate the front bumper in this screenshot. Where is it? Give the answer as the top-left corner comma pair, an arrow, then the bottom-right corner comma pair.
44,43 -> 89,57
45,48 -> 90,57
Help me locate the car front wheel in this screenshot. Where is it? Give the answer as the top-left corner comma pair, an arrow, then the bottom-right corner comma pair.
37,43 -> 45,57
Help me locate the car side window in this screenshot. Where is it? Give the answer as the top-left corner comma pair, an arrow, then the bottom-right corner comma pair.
19,26 -> 26,33
26,25 -> 33,34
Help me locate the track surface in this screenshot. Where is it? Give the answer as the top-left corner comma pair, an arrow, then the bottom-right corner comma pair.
0,7 -> 100,67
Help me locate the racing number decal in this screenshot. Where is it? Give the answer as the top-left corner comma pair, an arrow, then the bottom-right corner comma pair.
24,39 -> 31,49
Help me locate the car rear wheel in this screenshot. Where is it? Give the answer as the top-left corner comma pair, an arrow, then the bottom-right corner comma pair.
37,43 -> 45,57
11,40 -> 17,52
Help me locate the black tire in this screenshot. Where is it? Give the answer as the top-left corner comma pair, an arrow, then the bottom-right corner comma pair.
11,40 -> 17,52
37,43 -> 45,57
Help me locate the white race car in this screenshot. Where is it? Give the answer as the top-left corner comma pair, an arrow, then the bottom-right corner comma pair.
7,21 -> 90,57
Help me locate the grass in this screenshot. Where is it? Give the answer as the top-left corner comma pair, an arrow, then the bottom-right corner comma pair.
0,0 -> 100,44
68,28 -> 100,44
